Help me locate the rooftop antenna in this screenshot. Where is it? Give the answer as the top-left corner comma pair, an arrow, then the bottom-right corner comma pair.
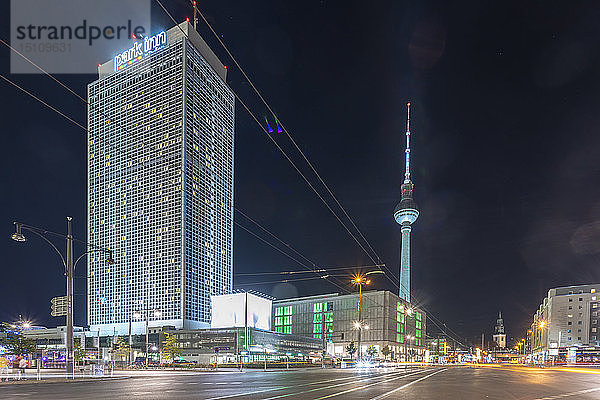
404,102 -> 411,183
190,0 -> 198,29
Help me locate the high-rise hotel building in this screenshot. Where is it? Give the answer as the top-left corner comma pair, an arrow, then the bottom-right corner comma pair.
87,22 -> 234,335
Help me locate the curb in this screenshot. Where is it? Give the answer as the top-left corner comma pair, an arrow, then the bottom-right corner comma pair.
0,376 -> 130,386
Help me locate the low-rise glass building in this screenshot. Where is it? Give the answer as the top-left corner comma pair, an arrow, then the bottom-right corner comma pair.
272,290 -> 426,361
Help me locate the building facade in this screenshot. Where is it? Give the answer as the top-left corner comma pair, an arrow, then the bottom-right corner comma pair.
529,284 -> 600,359
87,22 -> 234,335
272,290 -> 426,360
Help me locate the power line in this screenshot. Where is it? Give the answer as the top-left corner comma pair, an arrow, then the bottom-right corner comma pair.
234,264 -> 385,276
235,207 -> 318,268
193,6 -> 385,267
154,0 -> 383,272
0,74 -> 87,131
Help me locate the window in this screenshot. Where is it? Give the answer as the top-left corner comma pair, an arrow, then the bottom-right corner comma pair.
568,329 -> 572,333
569,306 -> 573,310
569,299 -> 573,302
416,311 -> 422,321
568,322 -> 572,325
580,298 -> 583,301
313,303 -> 322,313
578,337 -> 582,340
592,289 -> 596,294
578,321 -> 582,325
397,303 -> 405,313
396,334 -> 404,343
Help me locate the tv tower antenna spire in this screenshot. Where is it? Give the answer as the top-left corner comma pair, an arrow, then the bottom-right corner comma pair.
404,102 -> 411,183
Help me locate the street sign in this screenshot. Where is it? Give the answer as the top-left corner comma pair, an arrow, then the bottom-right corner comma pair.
51,296 -> 68,317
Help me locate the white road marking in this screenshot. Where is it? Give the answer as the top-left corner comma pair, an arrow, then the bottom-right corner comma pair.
205,368 -> 420,400
304,369 -> 435,400
369,368 -> 448,400
534,387 -> 600,400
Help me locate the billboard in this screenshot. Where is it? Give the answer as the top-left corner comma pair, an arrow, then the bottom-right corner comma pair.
211,293 -> 272,331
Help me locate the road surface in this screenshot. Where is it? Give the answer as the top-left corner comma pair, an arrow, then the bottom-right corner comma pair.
1,365 -> 600,399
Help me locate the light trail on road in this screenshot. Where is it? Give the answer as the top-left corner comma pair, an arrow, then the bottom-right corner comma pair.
369,368 -> 448,399
205,367 -> 422,400
311,368 -> 442,400
260,368 -> 432,400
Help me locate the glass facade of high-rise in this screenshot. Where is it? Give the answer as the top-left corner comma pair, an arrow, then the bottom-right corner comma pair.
87,22 -> 234,335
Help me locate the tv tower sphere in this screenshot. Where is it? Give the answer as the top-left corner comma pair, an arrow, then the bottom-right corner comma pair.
394,102 -> 419,303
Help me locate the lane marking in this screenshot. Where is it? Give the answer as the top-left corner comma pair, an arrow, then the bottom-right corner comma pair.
534,387 -> 600,400
205,368 -> 421,400
261,369 -> 430,400
310,369 -> 439,400
369,368 -> 448,400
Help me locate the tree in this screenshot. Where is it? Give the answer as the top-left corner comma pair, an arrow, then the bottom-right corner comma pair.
346,341 -> 357,360
161,333 -> 182,363
366,345 -> 377,359
381,345 -> 391,361
0,323 -> 36,356
112,336 -> 130,362
74,341 -> 87,365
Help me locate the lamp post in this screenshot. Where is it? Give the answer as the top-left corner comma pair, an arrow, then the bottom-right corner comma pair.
133,309 -> 161,368
352,270 -> 384,360
11,219 -> 113,377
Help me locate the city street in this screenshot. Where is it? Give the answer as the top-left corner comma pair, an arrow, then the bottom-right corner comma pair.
2,365 -> 600,399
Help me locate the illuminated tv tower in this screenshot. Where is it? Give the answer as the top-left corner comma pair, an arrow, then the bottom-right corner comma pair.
394,102 -> 419,303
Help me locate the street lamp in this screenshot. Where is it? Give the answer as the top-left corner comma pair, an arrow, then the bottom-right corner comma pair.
11,218 -> 113,377
133,308 -> 161,368
405,335 -> 415,362
351,270 -> 384,360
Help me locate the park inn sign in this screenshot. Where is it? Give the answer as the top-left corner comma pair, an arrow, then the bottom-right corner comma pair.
113,31 -> 166,71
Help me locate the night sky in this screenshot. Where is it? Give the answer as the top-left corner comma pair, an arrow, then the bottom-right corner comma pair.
3,1 -> 600,347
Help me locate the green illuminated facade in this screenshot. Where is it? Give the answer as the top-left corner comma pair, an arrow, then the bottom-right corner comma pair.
272,290 -> 426,361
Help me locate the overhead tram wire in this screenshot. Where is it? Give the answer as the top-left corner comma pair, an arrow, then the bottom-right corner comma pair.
191,6 -> 385,268
0,39 -> 157,155
235,221 -> 351,294
0,74 -> 87,131
235,275 -> 342,287
234,264 -> 387,276
153,0 -> 385,274
235,207 -> 318,269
